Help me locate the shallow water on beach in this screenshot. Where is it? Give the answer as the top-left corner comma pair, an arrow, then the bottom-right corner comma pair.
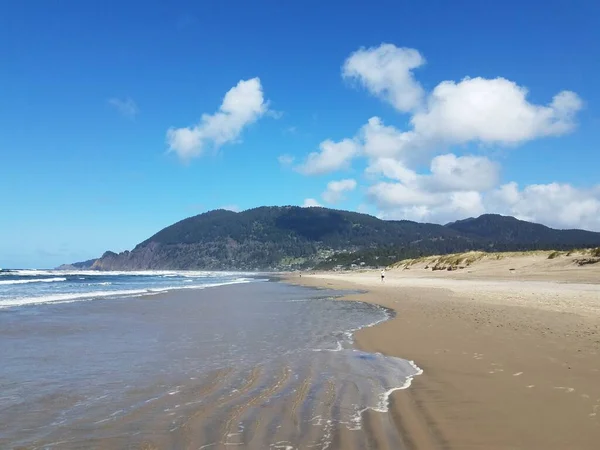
0,280 -> 420,449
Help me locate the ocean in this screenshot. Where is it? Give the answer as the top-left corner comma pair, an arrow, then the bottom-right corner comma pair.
0,270 -> 421,449
0,269 -> 260,309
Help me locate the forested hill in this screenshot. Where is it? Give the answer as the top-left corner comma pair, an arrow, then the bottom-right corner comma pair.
63,207 -> 600,271
445,214 -> 600,247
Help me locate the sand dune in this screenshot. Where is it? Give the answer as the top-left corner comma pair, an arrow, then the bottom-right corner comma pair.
389,248 -> 600,283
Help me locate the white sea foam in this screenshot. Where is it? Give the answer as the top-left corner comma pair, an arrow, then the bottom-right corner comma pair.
373,360 -> 423,412
0,277 -> 66,285
0,288 -> 152,308
318,299 -> 422,433
311,340 -> 344,352
0,278 -> 264,308
2,269 -> 261,278
337,304 -> 392,346
348,359 -> 423,430
311,300 -> 394,353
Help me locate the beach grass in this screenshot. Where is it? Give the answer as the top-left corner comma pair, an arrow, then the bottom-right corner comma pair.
390,248 -> 599,271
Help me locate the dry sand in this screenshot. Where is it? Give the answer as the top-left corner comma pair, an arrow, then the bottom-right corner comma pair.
288,253 -> 600,449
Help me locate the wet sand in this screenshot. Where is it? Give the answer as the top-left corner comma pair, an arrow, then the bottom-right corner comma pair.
288,269 -> 600,449
5,282 -> 421,450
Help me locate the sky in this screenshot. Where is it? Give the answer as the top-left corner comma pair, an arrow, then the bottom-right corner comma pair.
1,0 -> 599,268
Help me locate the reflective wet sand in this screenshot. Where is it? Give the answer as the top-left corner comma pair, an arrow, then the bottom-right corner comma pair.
1,281 -> 420,449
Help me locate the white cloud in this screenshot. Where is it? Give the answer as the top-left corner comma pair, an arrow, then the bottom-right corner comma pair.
278,154 -> 295,167
108,97 -> 138,118
411,77 -> 582,145
369,182 -> 485,224
166,77 -> 268,161
365,153 -> 497,223
343,44 -> 425,112
322,179 -> 357,204
490,181 -> 521,206
368,178 -> 600,231
450,191 -> 486,218
489,182 -> 600,230
293,44 -> 594,229
296,43 -> 590,228
366,153 -> 498,193
354,80 -> 582,166
424,154 -> 500,192
365,157 -> 417,184
369,181 -> 439,207
220,204 -> 240,212
360,117 -> 417,161
303,198 -> 322,207
365,153 -> 498,223
338,45 -> 583,167
296,138 -> 360,175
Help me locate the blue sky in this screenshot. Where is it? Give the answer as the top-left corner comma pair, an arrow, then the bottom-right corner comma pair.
1,0 -> 599,268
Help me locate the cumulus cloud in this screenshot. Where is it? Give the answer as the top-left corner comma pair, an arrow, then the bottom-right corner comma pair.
342,44 -> 582,148
355,79 -> 582,165
343,44 -> 425,112
365,157 -> 417,184
366,159 -> 486,217
411,77 -> 582,145
369,181 -> 439,208
303,198 -> 322,207
423,154 -> 500,192
489,182 -> 600,230
295,43 -> 590,228
366,153 -> 500,223
296,138 -> 360,175
367,153 -> 498,192
360,117 -> 417,161
340,45 -> 582,162
368,178 -> 600,231
369,182 -> 486,224
167,78 -> 268,161
108,97 -> 138,118
322,179 -> 357,204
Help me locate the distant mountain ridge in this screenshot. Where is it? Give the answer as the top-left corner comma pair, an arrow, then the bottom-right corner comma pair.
445,214 -> 600,247
60,207 -> 600,271
56,258 -> 99,270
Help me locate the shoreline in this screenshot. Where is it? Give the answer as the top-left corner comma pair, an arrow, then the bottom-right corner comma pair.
284,271 -> 600,449
6,279 -> 428,450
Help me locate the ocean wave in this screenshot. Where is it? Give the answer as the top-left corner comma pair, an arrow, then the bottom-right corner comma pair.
0,278 -> 264,308
1,269 -> 261,278
0,277 -> 67,286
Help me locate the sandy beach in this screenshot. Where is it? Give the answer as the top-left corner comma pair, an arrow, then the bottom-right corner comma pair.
288,254 -> 600,449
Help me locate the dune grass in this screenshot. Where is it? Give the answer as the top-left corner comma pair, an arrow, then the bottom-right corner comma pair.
390,248 -> 599,271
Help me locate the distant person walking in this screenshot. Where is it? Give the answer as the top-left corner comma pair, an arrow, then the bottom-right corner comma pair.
381,269 -> 385,282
